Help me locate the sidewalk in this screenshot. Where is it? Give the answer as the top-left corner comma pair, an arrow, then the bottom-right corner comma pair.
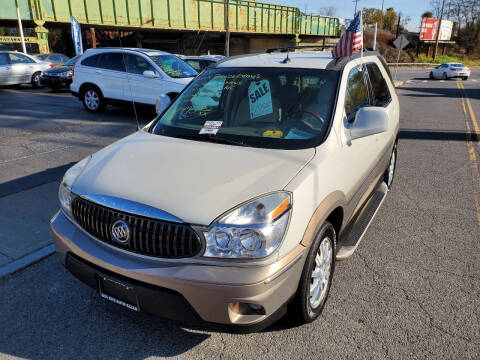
0,181 -> 59,278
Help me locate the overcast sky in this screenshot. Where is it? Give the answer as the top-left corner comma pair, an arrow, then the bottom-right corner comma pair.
266,0 -> 432,31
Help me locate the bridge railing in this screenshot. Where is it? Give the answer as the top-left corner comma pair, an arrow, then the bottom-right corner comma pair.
2,0 -> 339,37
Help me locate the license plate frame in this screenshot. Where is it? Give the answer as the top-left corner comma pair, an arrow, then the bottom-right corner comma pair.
97,275 -> 140,312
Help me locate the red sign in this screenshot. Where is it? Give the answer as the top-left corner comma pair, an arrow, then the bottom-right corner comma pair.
420,18 -> 440,41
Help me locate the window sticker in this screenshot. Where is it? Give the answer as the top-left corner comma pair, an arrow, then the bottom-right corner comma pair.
199,121 -> 223,135
248,80 -> 273,119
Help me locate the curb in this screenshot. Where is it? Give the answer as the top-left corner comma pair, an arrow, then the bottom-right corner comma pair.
0,244 -> 55,279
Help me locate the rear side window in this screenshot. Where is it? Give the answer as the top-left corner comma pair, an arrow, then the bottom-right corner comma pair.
366,63 -> 392,107
344,66 -> 369,121
98,53 -> 125,72
9,53 -> 34,64
81,54 -> 100,67
0,53 -> 9,65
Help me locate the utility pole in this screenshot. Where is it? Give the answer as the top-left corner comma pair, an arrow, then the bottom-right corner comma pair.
433,0 -> 445,60
396,13 -> 401,38
225,0 -> 230,57
353,0 -> 361,17
379,0 -> 384,29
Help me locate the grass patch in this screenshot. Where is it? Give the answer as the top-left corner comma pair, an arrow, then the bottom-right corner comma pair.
415,53 -> 480,66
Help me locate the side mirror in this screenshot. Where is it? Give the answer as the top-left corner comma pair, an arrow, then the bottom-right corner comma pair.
350,107 -> 388,140
155,94 -> 171,115
143,70 -> 159,79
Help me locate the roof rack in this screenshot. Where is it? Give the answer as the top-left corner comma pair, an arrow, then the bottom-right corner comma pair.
265,45 -> 333,53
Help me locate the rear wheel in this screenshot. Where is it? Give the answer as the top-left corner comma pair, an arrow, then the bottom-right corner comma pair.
442,72 -> 448,80
290,222 -> 336,324
462,76 -> 468,81
31,72 -> 42,88
82,86 -> 106,113
384,143 -> 397,188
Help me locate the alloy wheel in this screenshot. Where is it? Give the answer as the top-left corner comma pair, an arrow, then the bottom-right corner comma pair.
309,237 -> 333,309
85,90 -> 99,110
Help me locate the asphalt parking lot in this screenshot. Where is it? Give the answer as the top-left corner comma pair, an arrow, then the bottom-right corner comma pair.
0,69 -> 479,359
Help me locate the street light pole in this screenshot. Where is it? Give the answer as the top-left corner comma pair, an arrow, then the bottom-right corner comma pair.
433,0 -> 445,60
380,0 -> 384,29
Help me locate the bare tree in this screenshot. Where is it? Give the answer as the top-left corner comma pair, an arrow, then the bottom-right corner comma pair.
430,0 -> 444,17
318,6 -> 337,16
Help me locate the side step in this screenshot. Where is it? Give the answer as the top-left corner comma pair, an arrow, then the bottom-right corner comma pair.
336,182 -> 388,260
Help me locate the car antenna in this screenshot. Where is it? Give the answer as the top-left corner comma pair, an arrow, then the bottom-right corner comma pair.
281,48 -> 291,64
117,30 -> 141,131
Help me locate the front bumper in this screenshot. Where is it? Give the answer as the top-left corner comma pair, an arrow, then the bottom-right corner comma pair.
50,211 -> 306,331
40,76 -> 72,88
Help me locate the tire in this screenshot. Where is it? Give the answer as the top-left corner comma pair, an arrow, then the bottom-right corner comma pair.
442,72 -> 448,80
31,72 -> 43,88
384,143 -> 397,188
429,71 -> 434,79
462,76 -> 468,81
290,222 -> 336,324
81,86 -> 106,113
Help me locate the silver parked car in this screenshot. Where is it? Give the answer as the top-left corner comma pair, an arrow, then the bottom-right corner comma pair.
0,51 -> 54,88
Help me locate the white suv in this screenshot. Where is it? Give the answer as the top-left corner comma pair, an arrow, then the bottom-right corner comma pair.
70,48 -> 197,113
52,49 -> 399,331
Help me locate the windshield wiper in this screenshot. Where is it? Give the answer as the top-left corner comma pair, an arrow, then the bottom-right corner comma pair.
172,133 -> 250,147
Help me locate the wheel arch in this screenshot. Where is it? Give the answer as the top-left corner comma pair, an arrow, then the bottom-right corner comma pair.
79,82 -> 103,98
300,191 -> 347,248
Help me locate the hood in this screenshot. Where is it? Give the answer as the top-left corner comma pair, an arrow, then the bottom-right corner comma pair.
72,131 -> 314,225
45,66 -> 72,74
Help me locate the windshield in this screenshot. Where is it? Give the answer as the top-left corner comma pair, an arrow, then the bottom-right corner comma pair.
152,67 -> 339,149
64,56 -> 78,66
149,55 -> 197,78
451,63 -> 465,67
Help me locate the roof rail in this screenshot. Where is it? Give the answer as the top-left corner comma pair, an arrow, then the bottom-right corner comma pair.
265,45 -> 333,53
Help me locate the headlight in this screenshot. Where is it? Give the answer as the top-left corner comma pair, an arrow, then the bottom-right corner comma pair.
60,71 -> 72,78
58,156 -> 91,214
203,192 -> 292,259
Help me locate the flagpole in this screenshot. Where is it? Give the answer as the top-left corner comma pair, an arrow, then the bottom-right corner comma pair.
360,10 -> 363,67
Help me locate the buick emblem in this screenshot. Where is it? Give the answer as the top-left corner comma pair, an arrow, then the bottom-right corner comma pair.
111,220 -> 130,245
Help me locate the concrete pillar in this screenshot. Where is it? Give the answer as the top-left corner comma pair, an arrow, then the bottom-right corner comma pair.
33,20 -> 49,54
90,28 -> 96,48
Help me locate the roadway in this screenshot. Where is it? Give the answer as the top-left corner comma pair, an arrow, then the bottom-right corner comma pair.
0,69 -> 479,359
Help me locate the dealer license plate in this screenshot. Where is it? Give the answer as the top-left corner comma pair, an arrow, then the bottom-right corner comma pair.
98,275 -> 139,312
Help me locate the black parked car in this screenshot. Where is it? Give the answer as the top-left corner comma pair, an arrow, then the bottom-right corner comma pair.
40,55 -> 80,91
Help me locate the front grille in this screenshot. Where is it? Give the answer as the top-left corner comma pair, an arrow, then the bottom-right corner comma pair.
71,197 -> 202,258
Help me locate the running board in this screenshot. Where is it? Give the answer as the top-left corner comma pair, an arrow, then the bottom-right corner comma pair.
336,182 -> 388,260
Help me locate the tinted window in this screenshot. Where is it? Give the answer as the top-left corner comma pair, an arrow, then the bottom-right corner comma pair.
124,54 -> 155,75
366,63 -> 391,107
36,54 -> 48,60
98,53 -> 125,72
81,54 -> 100,67
152,67 -> 339,150
0,53 -> 9,65
345,67 -> 369,121
9,53 -> 34,64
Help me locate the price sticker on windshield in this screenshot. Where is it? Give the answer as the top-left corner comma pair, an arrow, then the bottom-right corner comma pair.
199,121 -> 223,135
248,80 -> 273,119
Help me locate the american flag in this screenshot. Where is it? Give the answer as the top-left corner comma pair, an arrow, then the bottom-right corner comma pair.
332,12 -> 363,58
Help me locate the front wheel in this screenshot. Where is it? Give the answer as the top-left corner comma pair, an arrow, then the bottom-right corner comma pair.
290,222 -> 336,324
384,143 -> 397,188
429,71 -> 434,79
31,72 -> 43,88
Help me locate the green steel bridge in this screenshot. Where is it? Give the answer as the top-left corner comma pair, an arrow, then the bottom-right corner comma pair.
0,0 -> 340,53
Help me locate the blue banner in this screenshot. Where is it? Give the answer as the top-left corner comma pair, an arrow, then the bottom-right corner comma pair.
70,16 -> 83,56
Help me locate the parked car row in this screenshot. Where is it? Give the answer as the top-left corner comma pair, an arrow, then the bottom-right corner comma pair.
0,51 -> 54,88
